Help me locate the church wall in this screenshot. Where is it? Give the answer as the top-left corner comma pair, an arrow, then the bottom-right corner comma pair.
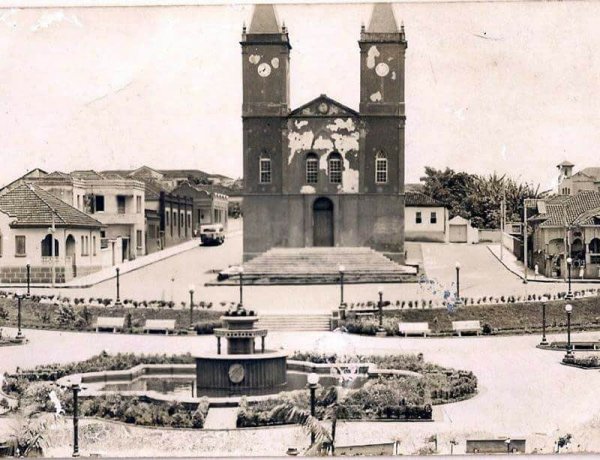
244,117 -> 284,194
284,116 -> 361,195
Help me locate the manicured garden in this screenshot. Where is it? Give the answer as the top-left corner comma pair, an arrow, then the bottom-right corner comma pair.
0,294 -> 223,335
340,295 -> 600,337
2,352 -> 208,430
237,351 -> 477,428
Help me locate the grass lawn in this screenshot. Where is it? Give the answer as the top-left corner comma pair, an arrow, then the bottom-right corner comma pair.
342,296 -> 600,336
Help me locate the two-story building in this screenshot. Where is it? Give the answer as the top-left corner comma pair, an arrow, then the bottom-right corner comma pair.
556,161 -> 600,196
0,183 -> 104,283
25,170 -> 146,265
172,182 -> 229,234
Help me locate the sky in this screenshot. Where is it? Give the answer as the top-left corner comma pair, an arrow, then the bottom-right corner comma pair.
0,1 -> 599,191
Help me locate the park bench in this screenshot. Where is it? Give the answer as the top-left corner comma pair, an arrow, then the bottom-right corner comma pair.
398,322 -> 431,337
452,320 -> 481,336
466,438 -> 526,454
143,319 -> 176,335
95,317 -> 125,333
355,312 -> 376,320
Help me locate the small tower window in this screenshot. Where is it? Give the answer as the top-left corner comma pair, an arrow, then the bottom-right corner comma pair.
328,152 -> 343,184
306,153 -> 318,184
259,157 -> 271,184
375,152 -> 388,184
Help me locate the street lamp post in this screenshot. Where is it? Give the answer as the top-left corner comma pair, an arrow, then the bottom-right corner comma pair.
338,264 -> 345,307
540,302 -> 548,346
114,268 -> 122,306
377,286 -> 384,330
238,266 -> 244,307
25,260 -> 31,298
455,262 -> 463,307
188,284 -> 195,331
72,383 -> 81,457
565,304 -> 573,359
306,373 -> 319,446
566,257 -> 573,300
15,294 -> 24,341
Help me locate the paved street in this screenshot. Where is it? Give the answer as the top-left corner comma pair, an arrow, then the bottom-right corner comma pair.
1,327 -> 599,456
19,226 -> 593,313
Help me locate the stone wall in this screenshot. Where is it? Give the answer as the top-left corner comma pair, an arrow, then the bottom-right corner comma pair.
0,266 -> 66,284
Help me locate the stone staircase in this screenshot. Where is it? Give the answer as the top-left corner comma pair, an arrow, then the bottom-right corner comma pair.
257,314 -> 331,331
239,247 -> 417,284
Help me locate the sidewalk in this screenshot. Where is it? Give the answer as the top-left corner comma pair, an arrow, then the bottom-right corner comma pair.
1,224 -> 243,290
487,244 -> 600,284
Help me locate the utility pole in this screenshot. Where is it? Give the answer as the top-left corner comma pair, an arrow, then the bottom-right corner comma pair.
500,189 -> 505,261
50,211 -> 56,288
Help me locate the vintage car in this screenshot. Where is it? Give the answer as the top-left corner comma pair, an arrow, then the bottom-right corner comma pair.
200,225 -> 225,245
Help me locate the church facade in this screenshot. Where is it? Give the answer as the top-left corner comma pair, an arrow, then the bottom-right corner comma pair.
241,4 -> 407,262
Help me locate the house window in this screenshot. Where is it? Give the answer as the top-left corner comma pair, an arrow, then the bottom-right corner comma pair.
259,158 -> 271,184
187,212 -> 191,228
117,195 -> 126,214
95,195 -> 105,212
375,152 -> 388,184
136,230 -> 143,249
77,195 -> 81,210
100,230 -> 108,249
15,235 -> 26,257
136,196 -> 142,214
165,211 -> 170,227
306,153 -> 318,184
416,211 -> 422,224
180,211 -> 184,228
430,212 -> 437,224
590,238 -> 600,264
328,153 -> 343,184
81,236 -> 89,256
93,236 -> 97,256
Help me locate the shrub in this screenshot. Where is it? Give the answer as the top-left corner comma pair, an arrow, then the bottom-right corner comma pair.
482,323 -> 492,335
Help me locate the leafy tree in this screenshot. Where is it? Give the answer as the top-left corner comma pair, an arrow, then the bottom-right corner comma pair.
420,168 -> 539,229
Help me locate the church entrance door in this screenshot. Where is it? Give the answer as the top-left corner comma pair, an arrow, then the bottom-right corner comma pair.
313,197 -> 334,247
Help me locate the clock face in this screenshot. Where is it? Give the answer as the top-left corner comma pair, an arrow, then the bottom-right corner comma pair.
257,63 -> 272,78
375,62 -> 390,77
228,364 -> 245,384
318,102 -> 329,114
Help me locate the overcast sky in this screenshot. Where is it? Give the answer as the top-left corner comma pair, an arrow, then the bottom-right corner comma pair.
1,1 -> 599,190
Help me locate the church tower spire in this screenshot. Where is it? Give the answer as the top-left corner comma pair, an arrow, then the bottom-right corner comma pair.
248,4 -> 281,34
367,3 -> 399,33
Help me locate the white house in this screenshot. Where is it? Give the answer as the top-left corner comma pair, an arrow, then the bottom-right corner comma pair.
0,183 -> 104,283
405,192 -> 449,243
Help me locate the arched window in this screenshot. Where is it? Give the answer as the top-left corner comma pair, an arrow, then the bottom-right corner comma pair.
327,152 -> 342,184
589,238 -> 600,254
259,154 -> 271,184
41,234 -> 59,257
306,153 -> 318,184
375,151 -> 388,184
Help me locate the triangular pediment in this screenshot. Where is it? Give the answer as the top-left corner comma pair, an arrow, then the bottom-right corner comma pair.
289,95 -> 359,118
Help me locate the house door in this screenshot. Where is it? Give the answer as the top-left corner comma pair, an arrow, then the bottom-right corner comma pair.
122,238 -> 129,261
65,235 -> 76,278
313,197 -> 334,247
449,225 -> 467,243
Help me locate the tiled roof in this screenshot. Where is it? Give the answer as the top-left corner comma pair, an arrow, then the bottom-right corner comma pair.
134,176 -> 168,200
577,167 -> 600,180
405,191 -> 443,207
0,183 -> 103,228
531,191 -> 600,227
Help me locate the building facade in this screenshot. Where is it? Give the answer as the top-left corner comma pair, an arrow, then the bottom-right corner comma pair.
241,4 -> 407,262
25,170 -> 146,265
557,161 -> 600,196
172,183 -> 229,233
0,184 -> 103,283
405,192 -> 449,243
529,191 -> 600,279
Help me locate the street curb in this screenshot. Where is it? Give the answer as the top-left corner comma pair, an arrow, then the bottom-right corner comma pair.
0,233 -> 240,290
486,246 -> 560,284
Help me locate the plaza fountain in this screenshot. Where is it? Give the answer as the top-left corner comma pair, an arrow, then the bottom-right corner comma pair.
195,304 -> 288,396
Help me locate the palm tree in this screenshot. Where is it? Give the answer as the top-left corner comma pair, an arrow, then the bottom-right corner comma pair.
270,386 -> 342,456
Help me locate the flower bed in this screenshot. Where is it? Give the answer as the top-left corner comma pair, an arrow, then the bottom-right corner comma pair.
340,296 -> 600,337
0,296 -> 222,334
237,352 -> 477,427
566,355 -> 600,368
2,353 -> 209,429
